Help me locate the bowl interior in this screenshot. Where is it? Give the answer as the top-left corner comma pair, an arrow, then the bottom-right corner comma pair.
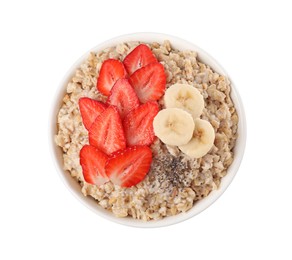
50,33 -> 246,228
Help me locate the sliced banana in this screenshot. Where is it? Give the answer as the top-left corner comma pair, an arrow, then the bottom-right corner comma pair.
153,108 -> 195,146
164,83 -> 204,119
179,118 -> 215,158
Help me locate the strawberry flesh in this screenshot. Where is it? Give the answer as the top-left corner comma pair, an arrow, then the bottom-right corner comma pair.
123,44 -> 158,75
123,102 -> 159,146
106,146 -> 152,187
79,97 -> 106,130
80,145 -> 109,186
97,59 -> 127,96
106,78 -> 140,119
79,46 -> 166,189
129,62 -> 166,103
89,106 -> 126,155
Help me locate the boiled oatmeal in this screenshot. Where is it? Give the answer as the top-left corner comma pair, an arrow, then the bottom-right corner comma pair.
55,41 -> 238,221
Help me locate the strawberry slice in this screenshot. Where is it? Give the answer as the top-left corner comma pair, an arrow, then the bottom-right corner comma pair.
123,102 -> 159,146
79,97 -> 106,130
89,106 -> 126,155
129,62 -> 166,103
80,145 -> 109,186
97,59 -> 127,96
123,44 -> 158,75
106,146 -> 152,187
106,78 -> 140,119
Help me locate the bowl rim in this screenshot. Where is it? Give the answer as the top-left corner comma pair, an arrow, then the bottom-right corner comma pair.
49,32 -> 247,228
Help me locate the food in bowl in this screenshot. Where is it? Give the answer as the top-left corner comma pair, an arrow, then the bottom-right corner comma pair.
54,40 -> 238,221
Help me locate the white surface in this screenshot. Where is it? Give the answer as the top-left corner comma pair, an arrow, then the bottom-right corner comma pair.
0,0 -> 291,259
50,32 -> 246,228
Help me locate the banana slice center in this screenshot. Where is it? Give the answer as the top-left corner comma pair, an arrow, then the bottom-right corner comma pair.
165,117 -> 179,134
194,128 -> 203,139
177,92 -> 191,104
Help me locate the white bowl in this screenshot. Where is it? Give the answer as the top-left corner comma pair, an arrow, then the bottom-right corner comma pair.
49,32 -> 246,228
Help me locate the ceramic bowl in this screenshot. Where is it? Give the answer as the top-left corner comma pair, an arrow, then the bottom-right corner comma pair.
49,32 -> 246,228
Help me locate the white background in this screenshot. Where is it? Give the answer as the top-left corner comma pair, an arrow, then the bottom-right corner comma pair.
0,0 -> 291,259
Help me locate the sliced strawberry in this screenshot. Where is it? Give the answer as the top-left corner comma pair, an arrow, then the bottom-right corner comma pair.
123,44 -> 158,75
106,146 -> 152,187
129,62 -> 166,103
78,97 -> 106,130
106,78 -> 140,119
123,102 -> 159,146
89,106 -> 126,155
80,145 -> 109,186
97,59 -> 127,96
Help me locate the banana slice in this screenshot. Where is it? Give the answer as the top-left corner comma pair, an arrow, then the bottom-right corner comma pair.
153,108 -> 195,146
164,83 -> 204,119
179,118 -> 215,158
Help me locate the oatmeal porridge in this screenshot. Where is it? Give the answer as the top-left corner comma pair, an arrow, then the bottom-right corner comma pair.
54,40 -> 238,221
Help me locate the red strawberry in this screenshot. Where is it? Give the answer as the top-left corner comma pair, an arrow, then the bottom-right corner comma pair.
123,44 -> 158,75
106,146 -> 152,187
79,97 -> 106,130
97,59 -> 127,96
106,78 -> 140,119
129,62 -> 166,103
80,145 -> 109,186
89,106 -> 126,155
123,102 -> 159,146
